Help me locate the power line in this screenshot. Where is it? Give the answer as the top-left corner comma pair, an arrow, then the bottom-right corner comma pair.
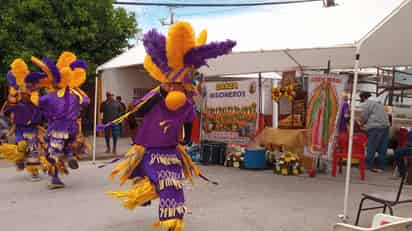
114,0 -> 323,7
177,7 -> 240,17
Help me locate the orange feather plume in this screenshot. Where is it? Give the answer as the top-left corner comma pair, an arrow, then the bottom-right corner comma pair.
166,21 -> 196,70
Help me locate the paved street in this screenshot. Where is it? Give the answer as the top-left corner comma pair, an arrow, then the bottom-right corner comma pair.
1,139 -> 412,231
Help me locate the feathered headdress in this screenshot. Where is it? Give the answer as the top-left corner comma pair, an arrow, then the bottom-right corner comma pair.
31,51 -> 88,89
143,21 -> 236,86
6,59 -> 48,91
6,58 -> 48,105
96,22 -> 236,130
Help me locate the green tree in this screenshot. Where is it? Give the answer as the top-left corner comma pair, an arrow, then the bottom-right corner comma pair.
0,0 -> 138,81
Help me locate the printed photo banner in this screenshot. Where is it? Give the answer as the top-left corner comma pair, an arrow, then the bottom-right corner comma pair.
202,79 -> 259,144
305,75 -> 347,157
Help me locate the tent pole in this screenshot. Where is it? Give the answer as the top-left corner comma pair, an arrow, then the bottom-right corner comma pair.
259,72 -> 262,114
272,79 -> 278,128
340,46 -> 361,222
258,72 -> 263,130
199,74 -> 205,158
92,72 -> 99,164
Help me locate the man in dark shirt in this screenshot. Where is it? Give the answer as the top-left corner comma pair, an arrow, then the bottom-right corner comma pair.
359,92 -> 390,173
100,92 -> 122,154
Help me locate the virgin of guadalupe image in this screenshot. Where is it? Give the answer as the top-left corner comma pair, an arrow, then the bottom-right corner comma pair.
306,80 -> 338,153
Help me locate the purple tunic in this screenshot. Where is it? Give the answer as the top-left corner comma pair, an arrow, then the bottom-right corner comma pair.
39,87 -> 89,135
7,102 -> 42,143
7,102 -> 42,126
130,95 -> 195,222
6,102 -> 42,166
39,87 -> 89,163
134,100 -> 195,148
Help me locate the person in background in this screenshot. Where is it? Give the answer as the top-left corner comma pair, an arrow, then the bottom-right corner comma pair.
393,128 -> 412,178
359,92 -> 390,173
338,92 -> 350,133
101,92 -> 122,154
116,96 -> 127,137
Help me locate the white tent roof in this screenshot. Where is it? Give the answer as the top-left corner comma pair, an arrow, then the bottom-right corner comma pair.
97,0 -> 412,76
96,45 -> 146,72
359,0 -> 412,67
201,0 -> 412,76
199,45 -> 357,76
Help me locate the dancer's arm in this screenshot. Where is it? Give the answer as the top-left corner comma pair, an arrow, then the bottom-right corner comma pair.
133,92 -> 163,117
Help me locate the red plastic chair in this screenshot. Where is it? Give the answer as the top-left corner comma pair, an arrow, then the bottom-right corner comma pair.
332,132 -> 368,180
396,128 -> 412,171
398,128 -> 409,148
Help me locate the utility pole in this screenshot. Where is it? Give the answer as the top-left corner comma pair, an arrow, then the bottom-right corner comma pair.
135,31 -> 143,45
160,6 -> 176,26
323,0 -> 336,7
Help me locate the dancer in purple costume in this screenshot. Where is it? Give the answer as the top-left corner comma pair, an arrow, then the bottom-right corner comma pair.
31,51 -> 90,189
102,21 -> 236,230
0,58 -> 47,181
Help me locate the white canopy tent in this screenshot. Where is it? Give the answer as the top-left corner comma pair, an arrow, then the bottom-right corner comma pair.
342,0 -> 412,221
92,0 -> 412,223
96,45 -> 146,72
199,0 -> 412,221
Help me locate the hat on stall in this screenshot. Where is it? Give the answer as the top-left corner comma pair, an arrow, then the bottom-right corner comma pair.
359,91 -> 371,99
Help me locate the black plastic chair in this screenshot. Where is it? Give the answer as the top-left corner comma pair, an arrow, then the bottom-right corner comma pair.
355,174 -> 412,225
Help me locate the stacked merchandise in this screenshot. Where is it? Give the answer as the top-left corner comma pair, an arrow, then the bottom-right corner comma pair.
203,104 -> 257,134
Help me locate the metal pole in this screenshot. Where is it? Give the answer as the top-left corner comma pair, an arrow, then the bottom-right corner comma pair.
258,73 -> 263,129
390,66 -> 396,106
199,74 -> 205,160
272,79 -> 278,128
92,72 -> 99,164
340,47 -> 360,222
258,73 -> 262,113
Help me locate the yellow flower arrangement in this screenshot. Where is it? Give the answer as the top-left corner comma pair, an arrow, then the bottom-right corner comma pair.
272,87 -> 282,102
274,151 -> 304,176
271,84 -> 296,102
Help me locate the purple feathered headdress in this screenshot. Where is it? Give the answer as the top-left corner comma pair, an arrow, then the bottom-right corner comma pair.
142,21 -> 236,84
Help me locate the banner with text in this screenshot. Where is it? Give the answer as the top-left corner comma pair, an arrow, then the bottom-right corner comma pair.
202,80 -> 259,144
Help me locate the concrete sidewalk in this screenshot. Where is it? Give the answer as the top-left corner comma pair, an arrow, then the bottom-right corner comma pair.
0,159 -> 412,230
83,137 -> 132,160
1,137 -> 412,230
